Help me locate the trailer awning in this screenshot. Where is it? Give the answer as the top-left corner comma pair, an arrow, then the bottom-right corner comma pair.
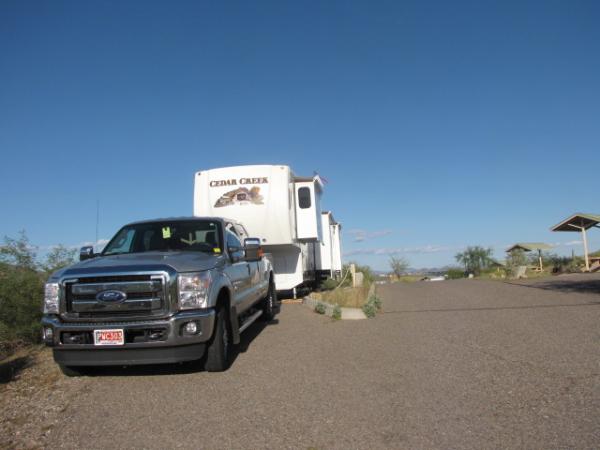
506,243 -> 552,253
550,213 -> 600,271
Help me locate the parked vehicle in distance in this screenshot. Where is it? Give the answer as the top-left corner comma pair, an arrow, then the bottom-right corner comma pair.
41,217 -> 279,376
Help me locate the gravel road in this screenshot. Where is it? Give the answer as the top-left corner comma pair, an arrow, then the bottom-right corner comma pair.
3,274 -> 599,449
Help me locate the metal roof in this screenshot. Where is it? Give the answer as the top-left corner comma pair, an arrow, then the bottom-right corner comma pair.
506,242 -> 552,253
550,213 -> 600,232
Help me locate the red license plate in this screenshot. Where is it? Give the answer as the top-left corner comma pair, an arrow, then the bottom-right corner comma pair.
93,329 -> 124,346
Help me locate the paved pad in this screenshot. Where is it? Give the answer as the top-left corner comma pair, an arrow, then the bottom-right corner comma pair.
47,275 -> 600,449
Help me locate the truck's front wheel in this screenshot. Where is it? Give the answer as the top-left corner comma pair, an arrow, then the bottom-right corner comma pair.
204,306 -> 232,372
261,280 -> 277,322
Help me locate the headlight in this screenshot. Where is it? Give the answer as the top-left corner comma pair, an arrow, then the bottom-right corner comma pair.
178,272 -> 211,310
44,283 -> 60,314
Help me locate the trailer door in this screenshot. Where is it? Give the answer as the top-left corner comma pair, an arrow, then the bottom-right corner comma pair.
294,182 -> 320,240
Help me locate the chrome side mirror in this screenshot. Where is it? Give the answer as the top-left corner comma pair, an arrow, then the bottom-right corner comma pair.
79,246 -> 95,261
244,238 -> 262,261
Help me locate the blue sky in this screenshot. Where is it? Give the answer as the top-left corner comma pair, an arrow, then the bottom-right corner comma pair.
1,0 -> 599,271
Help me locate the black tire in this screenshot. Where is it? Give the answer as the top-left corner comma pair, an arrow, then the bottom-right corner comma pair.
59,365 -> 86,377
261,280 -> 277,321
204,306 -> 232,372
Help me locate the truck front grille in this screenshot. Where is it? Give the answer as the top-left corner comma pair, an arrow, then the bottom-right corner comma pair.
65,274 -> 168,320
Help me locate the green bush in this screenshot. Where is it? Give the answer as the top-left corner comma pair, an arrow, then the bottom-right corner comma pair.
314,302 -> 326,315
362,302 -> 377,318
445,267 -> 465,279
0,264 -> 44,348
332,305 -> 342,320
319,278 -> 339,291
504,249 -> 528,276
547,253 -> 584,273
361,293 -> 382,318
0,231 -> 76,358
368,294 -> 382,311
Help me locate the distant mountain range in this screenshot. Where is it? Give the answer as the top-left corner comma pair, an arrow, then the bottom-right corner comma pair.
373,267 -> 454,276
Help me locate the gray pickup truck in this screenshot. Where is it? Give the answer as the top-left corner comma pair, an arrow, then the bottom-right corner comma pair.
41,217 -> 279,375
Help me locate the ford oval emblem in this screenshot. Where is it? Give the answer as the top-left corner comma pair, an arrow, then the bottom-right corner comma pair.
96,290 -> 127,303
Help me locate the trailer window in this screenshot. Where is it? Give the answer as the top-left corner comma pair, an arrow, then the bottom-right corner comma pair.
298,187 -> 311,209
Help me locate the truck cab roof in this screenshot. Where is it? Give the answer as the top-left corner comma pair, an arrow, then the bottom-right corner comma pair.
125,216 -> 244,227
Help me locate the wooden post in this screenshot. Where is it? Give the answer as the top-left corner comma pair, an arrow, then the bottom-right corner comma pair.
538,249 -> 543,271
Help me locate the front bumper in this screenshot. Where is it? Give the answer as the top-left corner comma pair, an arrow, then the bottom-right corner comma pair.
41,309 -> 215,366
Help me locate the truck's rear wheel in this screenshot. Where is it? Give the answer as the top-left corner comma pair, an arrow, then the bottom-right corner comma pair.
261,280 -> 277,321
204,306 -> 232,372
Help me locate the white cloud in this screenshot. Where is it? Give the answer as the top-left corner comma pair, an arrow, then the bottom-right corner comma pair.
346,229 -> 393,242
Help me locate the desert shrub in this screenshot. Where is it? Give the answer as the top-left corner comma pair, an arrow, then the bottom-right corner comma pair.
0,232 -> 76,358
319,286 -> 369,308
332,305 -> 342,320
361,293 -> 382,318
0,264 -> 44,347
368,294 -> 382,311
41,244 -> 76,275
547,253 -> 584,273
362,302 -> 377,318
345,262 -> 375,287
319,278 -> 339,291
314,302 -> 326,315
445,267 -> 465,279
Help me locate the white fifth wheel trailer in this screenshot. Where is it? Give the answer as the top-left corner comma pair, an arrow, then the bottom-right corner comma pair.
317,211 -> 343,280
193,165 -> 330,295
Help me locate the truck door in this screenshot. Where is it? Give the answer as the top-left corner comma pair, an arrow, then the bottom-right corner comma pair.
225,231 -> 253,313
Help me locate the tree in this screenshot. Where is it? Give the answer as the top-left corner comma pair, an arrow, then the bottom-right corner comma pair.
0,230 -> 37,270
42,244 -> 77,274
455,246 -> 494,276
0,232 -> 76,354
0,231 -> 43,352
505,249 -> 528,276
389,256 -> 409,278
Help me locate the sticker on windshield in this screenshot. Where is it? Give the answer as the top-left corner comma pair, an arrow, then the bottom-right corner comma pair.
162,227 -> 171,239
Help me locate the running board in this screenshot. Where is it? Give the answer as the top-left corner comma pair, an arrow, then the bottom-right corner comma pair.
238,310 -> 263,334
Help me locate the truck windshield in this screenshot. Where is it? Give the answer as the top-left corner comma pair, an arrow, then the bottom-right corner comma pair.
102,220 -> 223,256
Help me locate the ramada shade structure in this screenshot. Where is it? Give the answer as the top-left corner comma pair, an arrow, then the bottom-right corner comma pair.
551,213 -> 600,271
506,243 -> 552,271
506,243 -> 552,253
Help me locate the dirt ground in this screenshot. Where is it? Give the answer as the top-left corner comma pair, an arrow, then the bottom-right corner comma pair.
0,347 -> 92,449
1,273 -> 599,449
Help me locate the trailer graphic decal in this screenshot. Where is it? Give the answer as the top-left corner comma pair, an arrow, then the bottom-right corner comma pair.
214,186 -> 264,207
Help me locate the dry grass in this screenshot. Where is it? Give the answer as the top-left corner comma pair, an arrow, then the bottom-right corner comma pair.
479,268 -> 554,281
396,275 -> 421,283
311,285 -> 370,308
